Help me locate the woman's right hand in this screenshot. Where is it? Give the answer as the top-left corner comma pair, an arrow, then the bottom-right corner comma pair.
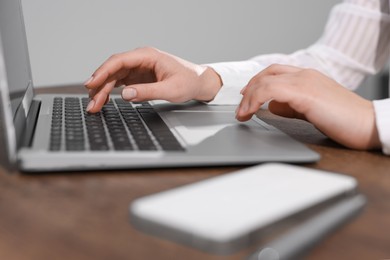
84,47 -> 222,113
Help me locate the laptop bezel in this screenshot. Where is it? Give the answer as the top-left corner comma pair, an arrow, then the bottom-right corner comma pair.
0,35 -> 18,168
0,0 -> 36,169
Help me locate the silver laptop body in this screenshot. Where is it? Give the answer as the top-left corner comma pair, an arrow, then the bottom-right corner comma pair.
0,0 -> 319,172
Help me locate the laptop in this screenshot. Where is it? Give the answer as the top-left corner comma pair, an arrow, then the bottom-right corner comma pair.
0,0 -> 319,172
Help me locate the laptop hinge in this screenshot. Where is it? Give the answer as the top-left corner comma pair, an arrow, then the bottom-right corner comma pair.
20,100 -> 41,148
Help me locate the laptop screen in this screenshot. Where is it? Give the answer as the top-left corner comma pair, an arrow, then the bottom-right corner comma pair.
0,0 -> 33,117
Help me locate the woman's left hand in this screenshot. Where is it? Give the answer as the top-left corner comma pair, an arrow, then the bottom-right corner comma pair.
236,64 -> 380,150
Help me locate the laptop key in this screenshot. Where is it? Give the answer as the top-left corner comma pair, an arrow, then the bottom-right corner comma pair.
85,116 -> 109,151
49,97 -> 64,151
137,108 -> 184,151
102,103 -> 134,151
65,98 -> 85,151
115,100 -> 157,151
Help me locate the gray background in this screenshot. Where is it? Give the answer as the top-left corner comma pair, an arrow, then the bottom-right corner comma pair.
22,0 -> 387,99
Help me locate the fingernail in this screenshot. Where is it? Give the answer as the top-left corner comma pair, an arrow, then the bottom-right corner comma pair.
86,99 -> 95,112
122,88 -> 137,100
84,76 -> 94,86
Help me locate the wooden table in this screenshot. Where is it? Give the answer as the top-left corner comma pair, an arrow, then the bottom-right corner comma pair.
0,86 -> 389,260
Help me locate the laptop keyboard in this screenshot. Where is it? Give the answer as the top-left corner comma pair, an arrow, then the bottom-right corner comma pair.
49,97 -> 184,152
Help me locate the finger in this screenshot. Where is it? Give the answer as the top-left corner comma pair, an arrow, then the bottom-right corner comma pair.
235,106 -> 256,122
87,80 -> 116,113
236,86 -> 264,122
237,78 -> 272,121
236,96 -> 264,122
237,74 -> 297,121
104,95 -> 110,105
88,88 -> 97,98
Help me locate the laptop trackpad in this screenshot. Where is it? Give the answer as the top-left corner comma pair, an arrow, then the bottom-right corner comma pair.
161,111 -> 292,156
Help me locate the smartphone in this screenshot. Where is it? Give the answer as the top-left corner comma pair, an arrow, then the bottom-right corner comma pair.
129,163 -> 358,254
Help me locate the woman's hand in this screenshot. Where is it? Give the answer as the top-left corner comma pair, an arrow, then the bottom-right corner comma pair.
236,64 -> 381,150
84,47 -> 222,113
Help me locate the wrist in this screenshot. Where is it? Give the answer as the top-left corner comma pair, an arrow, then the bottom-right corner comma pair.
355,100 -> 381,150
196,66 -> 223,102
368,101 -> 381,150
